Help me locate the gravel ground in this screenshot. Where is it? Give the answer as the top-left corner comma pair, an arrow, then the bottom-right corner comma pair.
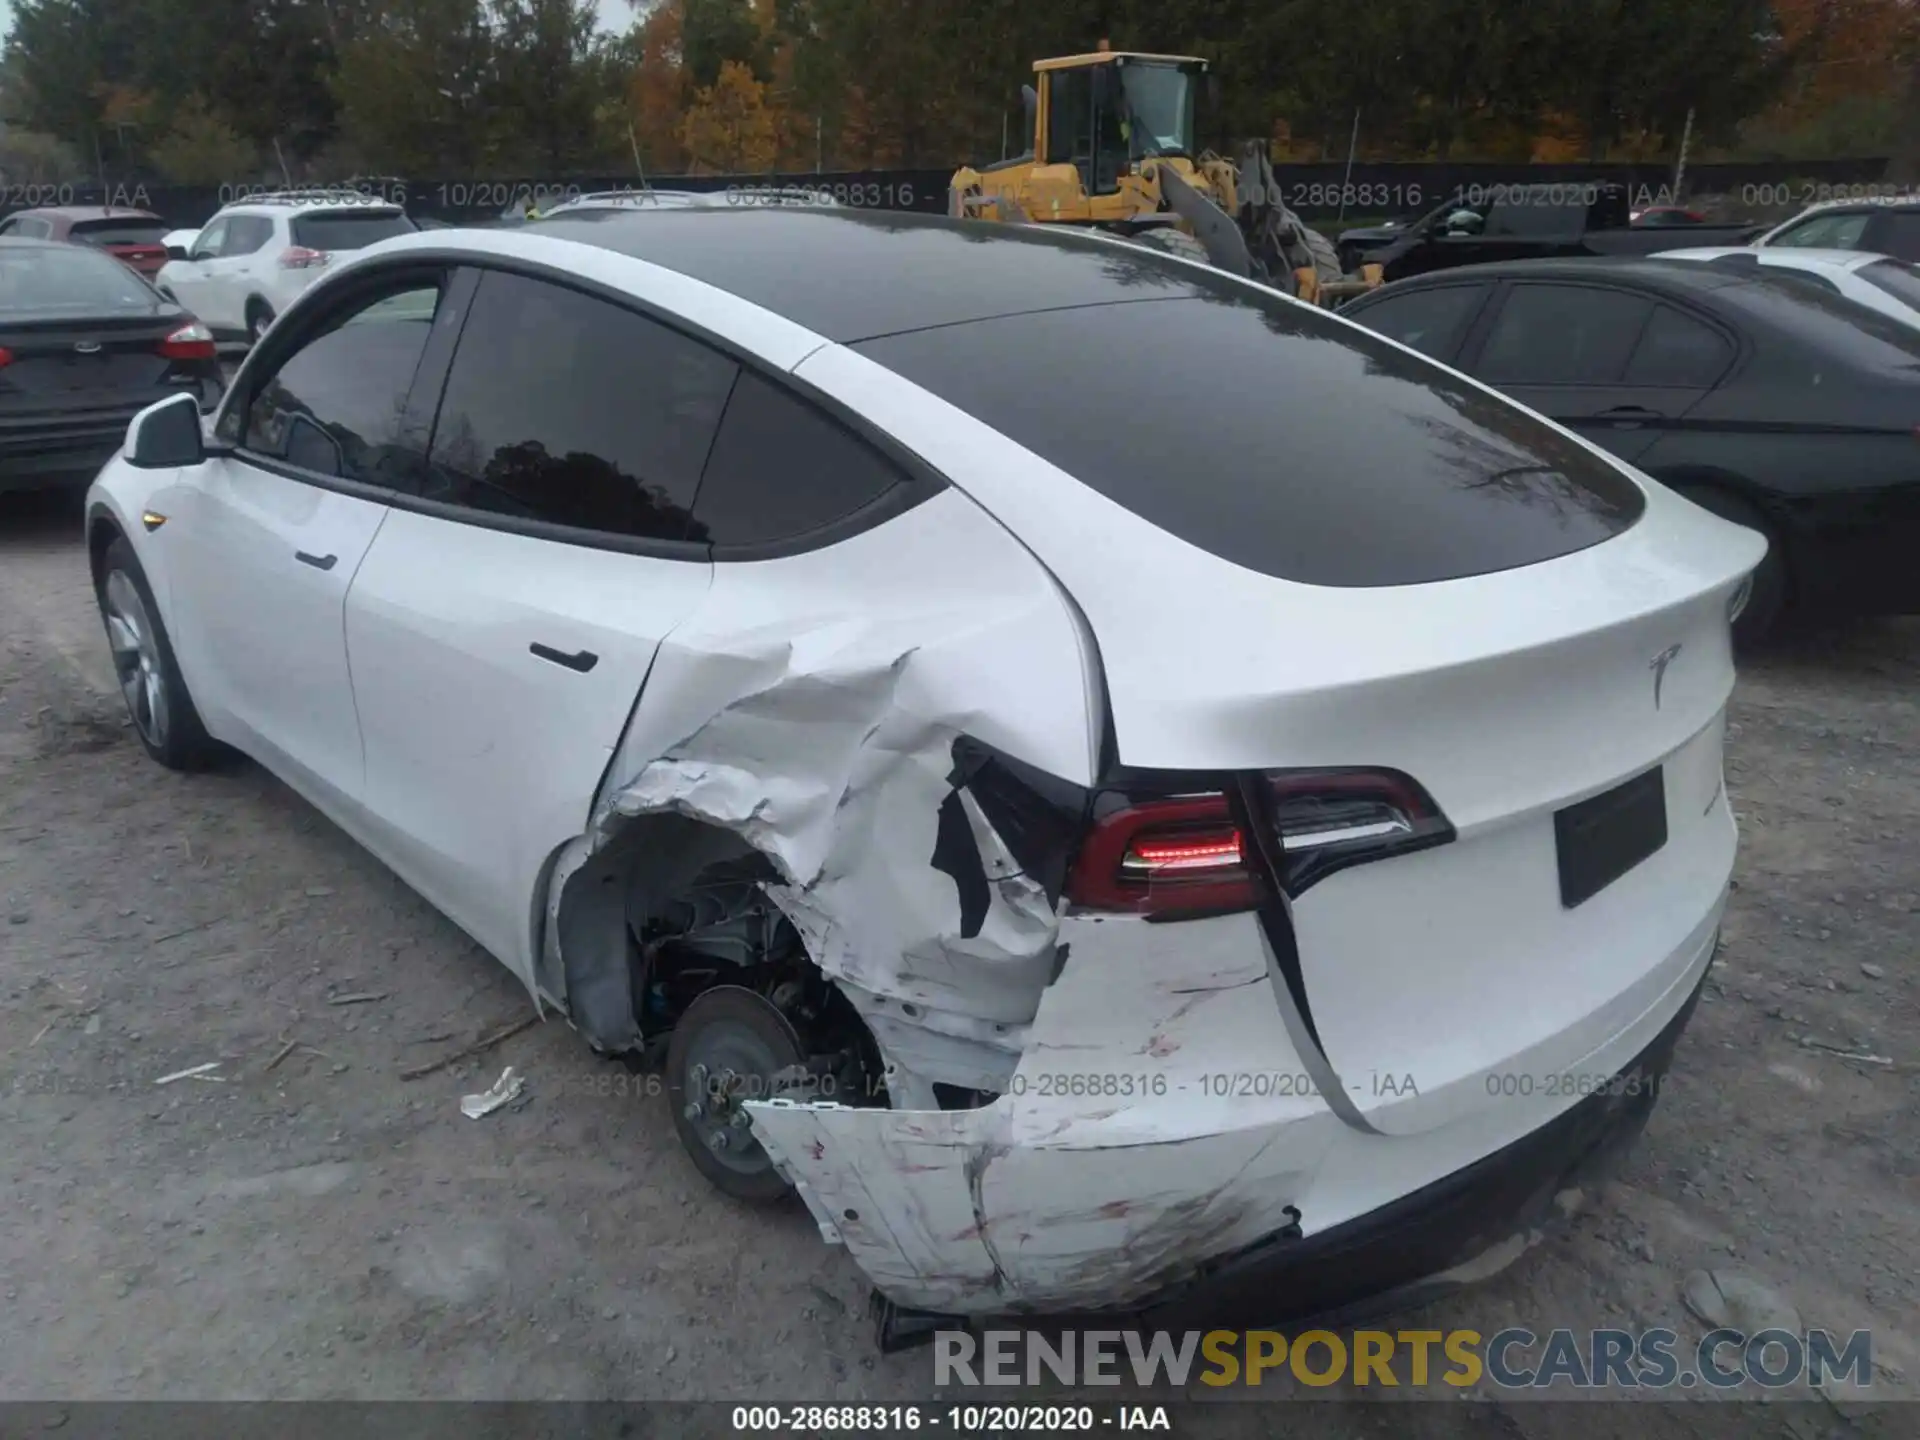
0,484 -> 1914,1433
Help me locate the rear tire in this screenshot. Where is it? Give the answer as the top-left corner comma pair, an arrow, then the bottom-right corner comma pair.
1123,227 -> 1211,265
1677,486 -> 1786,647
95,537 -> 226,771
665,986 -> 804,1203
245,301 -> 275,346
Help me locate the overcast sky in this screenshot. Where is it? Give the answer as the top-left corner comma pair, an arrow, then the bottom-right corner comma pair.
0,1 -> 642,52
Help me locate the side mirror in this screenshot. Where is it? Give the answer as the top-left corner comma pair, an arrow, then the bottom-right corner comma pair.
125,393 -> 206,469
166,245 -> 190,261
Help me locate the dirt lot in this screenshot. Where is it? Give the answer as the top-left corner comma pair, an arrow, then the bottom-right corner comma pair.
0,485 -> 1915,1431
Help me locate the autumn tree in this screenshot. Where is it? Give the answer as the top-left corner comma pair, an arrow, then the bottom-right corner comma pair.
630,0 -> 691,172
681,57 -> 777,170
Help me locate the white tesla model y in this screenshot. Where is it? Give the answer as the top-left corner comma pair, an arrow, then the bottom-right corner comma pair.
85,208 -> 1764,1343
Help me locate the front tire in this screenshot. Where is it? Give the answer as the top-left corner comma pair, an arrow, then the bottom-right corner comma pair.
96,536 -> 225,770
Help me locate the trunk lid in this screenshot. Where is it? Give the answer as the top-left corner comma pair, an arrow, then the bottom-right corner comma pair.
792,337 -> 1764,1140
0,312 -> 187,415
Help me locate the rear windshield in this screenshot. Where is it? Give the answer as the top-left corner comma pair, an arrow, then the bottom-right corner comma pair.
856,293 -> 1645,588
1858,258 -> 1920,311
1730,270 -> 1920,368
70,219 -> 167,247
0,244 -> 157,313
290,209 -> 415,250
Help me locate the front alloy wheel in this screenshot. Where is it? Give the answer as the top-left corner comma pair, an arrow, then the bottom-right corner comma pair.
103,569 -> 169,751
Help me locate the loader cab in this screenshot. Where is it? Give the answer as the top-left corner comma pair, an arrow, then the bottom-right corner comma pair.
1036,50 -> 1205,199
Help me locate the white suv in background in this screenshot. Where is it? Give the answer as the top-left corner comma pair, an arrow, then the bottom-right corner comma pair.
154,191 -> 416,344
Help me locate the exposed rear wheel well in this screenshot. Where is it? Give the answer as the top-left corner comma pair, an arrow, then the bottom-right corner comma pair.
549,813 -> 885,1090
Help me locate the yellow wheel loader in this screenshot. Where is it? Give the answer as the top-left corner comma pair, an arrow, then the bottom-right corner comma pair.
948,45 -> 1382,305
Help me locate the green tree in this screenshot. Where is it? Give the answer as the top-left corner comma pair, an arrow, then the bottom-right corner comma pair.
147,93 -> 261,182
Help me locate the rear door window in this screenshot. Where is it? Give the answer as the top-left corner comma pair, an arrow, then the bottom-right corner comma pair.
1344,284 -> 1485,360
221,216 -> 275,256
1475,283 -> 1654,384
691,370 -> 906,549
858,291 -> 1645,589
1622,306 -> 1734,387
423,270 -> 737,543
291,209 -> 415,251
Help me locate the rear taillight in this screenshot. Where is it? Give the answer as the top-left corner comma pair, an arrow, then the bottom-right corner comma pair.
278,246 -> 330,269
1065,769 -> 1451,920
158,323 -> 216,361
0,347 -> 12,369
1069,793 -> 1253,917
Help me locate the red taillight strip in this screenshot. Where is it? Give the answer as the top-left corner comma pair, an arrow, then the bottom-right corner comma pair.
1066,793 -> 1254,918
1064,768 -> 1454,921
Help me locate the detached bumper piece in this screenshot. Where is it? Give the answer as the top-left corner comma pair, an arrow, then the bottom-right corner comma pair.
873,974 -> 1703,1354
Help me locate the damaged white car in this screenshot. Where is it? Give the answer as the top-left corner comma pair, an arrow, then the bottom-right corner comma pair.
85,208 -> 1765,1347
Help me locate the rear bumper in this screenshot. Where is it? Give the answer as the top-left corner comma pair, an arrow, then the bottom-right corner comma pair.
876,962 -> 1706,1351
1139,964 -> 1703,1334
0,418 -> 129,489
0,387 -> 219,489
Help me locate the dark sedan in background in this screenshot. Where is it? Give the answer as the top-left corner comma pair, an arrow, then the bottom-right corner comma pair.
1,238 -> 223,493
1339,255 -> 1920,641
0,205 -> 173,277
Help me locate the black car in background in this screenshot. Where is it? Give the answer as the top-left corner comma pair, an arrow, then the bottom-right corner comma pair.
1340,184 -> 1764,283
1338,255 -> 1920,641
0,238 -> 224,493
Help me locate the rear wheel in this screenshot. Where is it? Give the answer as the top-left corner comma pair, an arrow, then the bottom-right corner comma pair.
1123,227 -> 1211,265
1677,486 -> 1785,646
245,300 -> 275,346
665,986 -> 806,1203
96,537 -> 225,770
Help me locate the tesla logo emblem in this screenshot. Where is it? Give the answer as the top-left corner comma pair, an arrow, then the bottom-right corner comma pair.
73,341 -> 101,354
1649,644 -> 1683,709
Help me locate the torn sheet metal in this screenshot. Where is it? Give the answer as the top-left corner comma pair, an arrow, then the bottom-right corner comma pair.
749,911 -> 1337,1313
545,488 -> 1098,1077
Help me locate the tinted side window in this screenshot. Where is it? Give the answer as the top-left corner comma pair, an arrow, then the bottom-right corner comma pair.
693,371 -> 905,548
1623,306 -> 1733,386
242,281 -> 442,486
1348,285 -> 1483,360
1484,196 -> 1582,239
1872,211 -> 1920,262
423,271 -> 738,542
1476,284 -> 1653,384
223,216 -> 274,256
1047,68 -> 1092,178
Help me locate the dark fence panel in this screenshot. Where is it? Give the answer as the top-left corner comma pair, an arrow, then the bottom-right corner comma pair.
0,158 -> 1895,229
